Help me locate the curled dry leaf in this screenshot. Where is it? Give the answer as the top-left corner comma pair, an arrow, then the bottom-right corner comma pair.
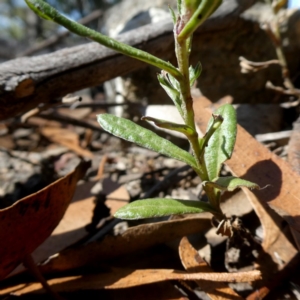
1,268 -> 261,296
39,216 -> 212,275
0,160 -> 91,280
179,236 -> 243,300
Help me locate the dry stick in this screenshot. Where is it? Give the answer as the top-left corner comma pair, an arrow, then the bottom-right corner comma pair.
19,9 -> 103,57
38,112 -> 105,133
22,254 -> 64,300
21,95 -> 82,122
60,101 -> 130,109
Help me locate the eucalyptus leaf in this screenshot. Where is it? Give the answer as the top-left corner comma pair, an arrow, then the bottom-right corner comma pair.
204,104 -> 237,180
203,176 -> 260,192
98,114 -> 197,168
114,198 -> 217,219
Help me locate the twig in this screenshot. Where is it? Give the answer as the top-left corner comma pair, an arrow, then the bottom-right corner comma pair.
255,130 -> 292,142
239,56 -> 280,73
22,254 -> 65,300
142,165 -> 194,198
38,112 -> 105,133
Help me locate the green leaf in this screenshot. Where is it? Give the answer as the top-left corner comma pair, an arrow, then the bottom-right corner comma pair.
169,6 -> 177,24
203,176 -> 260,192
177,0 -> 182,15
189,62 -> 202,87
114,198 -> 216,219
204,104 -> 237,180
142,116 -> 194,137
157,73 -> 183,117
98,114 -> 197,169
199,114 -> 223,157
25,0 -> 52,20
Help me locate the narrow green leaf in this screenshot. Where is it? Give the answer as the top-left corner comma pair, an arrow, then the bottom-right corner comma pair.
177,0 -> 182,15
142,116 -> 194,137
167,73 -> 180,91
25,0 -> 182,80
199,114 -> 223,157
157,73 -> 183,118
204,104 -> 237,180
114,198 -> 217,220
168,6 -> 177,24
203,176 -> 260,192
25,0 -> 52,20
98,114 -> 197,168
189,62 -> 202,87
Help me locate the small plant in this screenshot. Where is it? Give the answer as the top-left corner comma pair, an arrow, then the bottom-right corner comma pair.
26,0 -> 259,236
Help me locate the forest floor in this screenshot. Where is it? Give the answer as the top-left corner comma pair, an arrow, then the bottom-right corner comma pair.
0,88 -> 300,300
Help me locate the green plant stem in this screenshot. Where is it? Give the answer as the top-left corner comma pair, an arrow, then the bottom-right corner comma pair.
177,0 -> 222,43
205,187 -> 223,217
25,0 -> 182,81
175,37 -> 205,173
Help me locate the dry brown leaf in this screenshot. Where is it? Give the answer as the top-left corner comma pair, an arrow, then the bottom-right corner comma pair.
32,197 -> 95,263
10,196 -> 96,277
40,127 -> 93,158
193,96 -> 300,234
39,216 -> 212,275
0,160 -> 90,280
1,268 -> 261,295
179,237 -> 243,300
242,188 -> 297,264
194,96 -> 299,299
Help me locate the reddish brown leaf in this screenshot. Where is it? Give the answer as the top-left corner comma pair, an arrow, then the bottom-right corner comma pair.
0,160 -> 90,279
38,216 -> 212,275
242,188 -> 297,264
